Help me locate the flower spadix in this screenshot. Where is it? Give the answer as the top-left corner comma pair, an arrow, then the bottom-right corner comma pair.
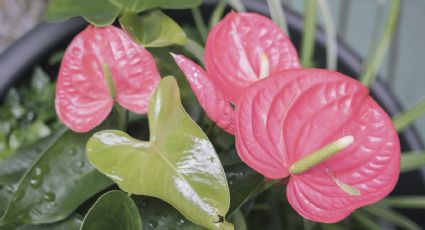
173,12 -> 300,134
55,25 -> 160,132
235,69 -> 400,223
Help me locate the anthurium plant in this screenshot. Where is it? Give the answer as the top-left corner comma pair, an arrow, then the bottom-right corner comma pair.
1,0 -> 425,229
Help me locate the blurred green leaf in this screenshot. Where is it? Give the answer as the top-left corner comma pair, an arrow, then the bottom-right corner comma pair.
351,210 -> 381,230
184,38 -> 204,63
86,77 -> 233,230
228,211 -> 246,230
382,196 -> 425,209
227,0 -> 246,12
393,98 -> 425,132
400,151 -> 425,172
191,7 -> 208,42
209,0 -> 227,28
267,0 -> 289,35
120,10 -> 186,48
363,205 -> 421,230
81,191 -> 141,230
134,196 -> 204,230
0,128 -> 113,225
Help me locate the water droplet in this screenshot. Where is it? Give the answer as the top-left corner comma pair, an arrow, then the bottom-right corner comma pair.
159,213 -> 167,221
239,171 -> 244,177
229,180 -> 234,185
39,164 -> 50,174
4,185 -> 16,193
141,201 -> 147,208
177,219 -> 185,226
35,198 -> 43,204
75,160 -> 85,168
34,167 -> 43,176
43,192 -> 56,202
68,148 -> 77,155
29,178 -> 42,188
148,220 -> 157,229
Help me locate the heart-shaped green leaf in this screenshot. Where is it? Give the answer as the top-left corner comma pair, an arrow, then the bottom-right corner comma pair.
87,76 -> 233,230
120,11 -> 187,48
81,190 -> 141,230
47,0 -> 201,26
0,128 -> 113,225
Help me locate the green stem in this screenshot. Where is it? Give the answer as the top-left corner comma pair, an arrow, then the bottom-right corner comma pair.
209,0 -> 227,28
317,0 -> 337,70
392,98 -> 425,132
227,0 -> 246,12
301,0 -> 317,67
289,136 -> 354,175
359,0 -> 400,87
184,38 -> 205,63
267,0 -> 290,36
191,7 -> 208,42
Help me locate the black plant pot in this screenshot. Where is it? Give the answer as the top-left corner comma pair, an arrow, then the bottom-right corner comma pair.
0,0 -> 424,228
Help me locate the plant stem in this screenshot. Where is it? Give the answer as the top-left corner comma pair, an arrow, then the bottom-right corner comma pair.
359,0 -> 400,88
191,7 -> 208,42
184,38 -> 205,63
301,0 -> 317,67
227,0 -> 246,12
317,0 -> 337,70
392,97 -> 425,132
209,0 -> 227,28
267,0 -> 290,36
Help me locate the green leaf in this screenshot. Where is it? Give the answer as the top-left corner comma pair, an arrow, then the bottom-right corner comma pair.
81,190 -> 141,230
0,129 -> 113,225
134,196 -> 204,229
120,11 -> 187,48
47,0 -> 120,26
382,196 -> 425,209
0,214 -> 82,230
47,0 -> 201,26
228,211 -> 246,230
393,98 -> 425,132
363,205 -> 421,230
87,77 -> 233,230
400,151 -> 425,172
225,163 -> 263,217
351,210 -> 381,230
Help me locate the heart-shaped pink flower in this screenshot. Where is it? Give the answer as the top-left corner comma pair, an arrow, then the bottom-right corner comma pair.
55,25 -> 160,132
173,12 -> 300,134
235,68 -> 400,222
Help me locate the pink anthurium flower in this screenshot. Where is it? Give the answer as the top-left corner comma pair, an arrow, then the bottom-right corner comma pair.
173,12 -> 300,134
235,68 -> 400,223
55,25 -> 160,133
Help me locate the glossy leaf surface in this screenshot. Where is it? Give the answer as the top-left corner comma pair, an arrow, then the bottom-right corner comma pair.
87,77 -> 233,230
47,0 -> 201,26
81,191 -> 141,230
134,196 -> 204,230
55,25 -> 160,132
205,12 -> 300,103
120,11 -> 187,47
235,69 -> 400,222
0,214 -> 82,230
0,129 -> 113,224
172,54 -> 235,134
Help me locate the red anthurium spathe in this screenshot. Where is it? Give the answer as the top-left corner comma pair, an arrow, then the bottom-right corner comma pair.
173,12 -> 300,134
235,69 -> 400,223
55,25 -> 160,132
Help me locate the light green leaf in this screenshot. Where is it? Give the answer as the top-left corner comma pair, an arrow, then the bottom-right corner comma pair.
87,77 -> 233,230
81,191 -> 141,230
400,151 -> 425,172
120,11 -> 187,48
0,129 -> 113,225
382,196 -> 425,209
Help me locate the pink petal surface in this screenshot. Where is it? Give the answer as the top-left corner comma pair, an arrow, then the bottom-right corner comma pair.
172,54 -> 235,134
235,69 -> 400,222
205,12 -> 300,103
55,25 -> 160,132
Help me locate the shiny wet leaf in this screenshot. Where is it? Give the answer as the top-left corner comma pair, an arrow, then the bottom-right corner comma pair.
87,77 -> 233,230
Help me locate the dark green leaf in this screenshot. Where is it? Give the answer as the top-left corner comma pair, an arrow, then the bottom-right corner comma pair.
225,163 -> 263,217
87,77 -> 233,230
1,214 -> 82,230
0,129 -> 113,225
81,190 -> 141,230
363,205 -> 421,230
351,210 -> 381,230
228,211 -> 246,230
134,196 -> 204,230
382,196 -> 425,209
120,11 -> 186,48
